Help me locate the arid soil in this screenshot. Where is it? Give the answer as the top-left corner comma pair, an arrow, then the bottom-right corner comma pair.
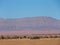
0,38 -> 60,45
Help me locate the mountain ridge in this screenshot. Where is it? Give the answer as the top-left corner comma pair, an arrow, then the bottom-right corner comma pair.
0,16 -> 60,31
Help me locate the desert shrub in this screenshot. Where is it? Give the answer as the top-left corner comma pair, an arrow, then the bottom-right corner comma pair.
0,35 -> 5,39
11,35 -> 19,39
30,36 -> 40,39
20,37 -> 23,39
49,35 -> 53,38
5,36 -> 11,39
27,37 -> 30,39
42,35 -> 48,38
23,36 -> 27,38
39,36 -> 43,38
53,35 -> 58,38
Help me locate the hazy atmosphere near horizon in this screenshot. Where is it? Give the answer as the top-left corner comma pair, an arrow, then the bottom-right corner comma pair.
0,0 -> 60,19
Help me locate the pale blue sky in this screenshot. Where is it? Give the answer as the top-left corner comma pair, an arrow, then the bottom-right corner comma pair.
0,0 -> 60,19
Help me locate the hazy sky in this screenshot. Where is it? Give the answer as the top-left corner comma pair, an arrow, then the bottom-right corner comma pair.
0,0 -> 60,19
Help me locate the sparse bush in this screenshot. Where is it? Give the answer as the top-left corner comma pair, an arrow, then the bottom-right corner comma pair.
20,37 -> 22,39
30,36 -> 40,39
44,36 -> 48,38
0,35 -> 5,39
23,36 -> 27,38
54,35 -> 58,38
0,34 -> 60,39
49,35 -> 53,38
11,35 -> 19,39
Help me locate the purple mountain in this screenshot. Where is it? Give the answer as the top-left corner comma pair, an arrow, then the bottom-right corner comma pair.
0,16 -> 60,31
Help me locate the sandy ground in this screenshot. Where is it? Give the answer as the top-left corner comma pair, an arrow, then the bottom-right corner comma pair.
0,38 -> 60,45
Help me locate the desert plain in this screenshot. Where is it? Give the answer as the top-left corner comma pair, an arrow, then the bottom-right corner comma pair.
0,38 -> 60,45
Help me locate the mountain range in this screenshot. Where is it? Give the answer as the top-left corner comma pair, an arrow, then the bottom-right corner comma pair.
0,16 -> 60,35
0,16 -> 60,31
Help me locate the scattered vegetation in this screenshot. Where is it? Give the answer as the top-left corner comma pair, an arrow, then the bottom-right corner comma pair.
0,34 -> 60,39
30,36 -> 40,39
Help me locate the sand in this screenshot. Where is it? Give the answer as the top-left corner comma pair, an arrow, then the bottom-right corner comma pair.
0,38 -> 60,45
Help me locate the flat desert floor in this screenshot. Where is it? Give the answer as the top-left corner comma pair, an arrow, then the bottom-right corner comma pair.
0,38 -> 60,45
